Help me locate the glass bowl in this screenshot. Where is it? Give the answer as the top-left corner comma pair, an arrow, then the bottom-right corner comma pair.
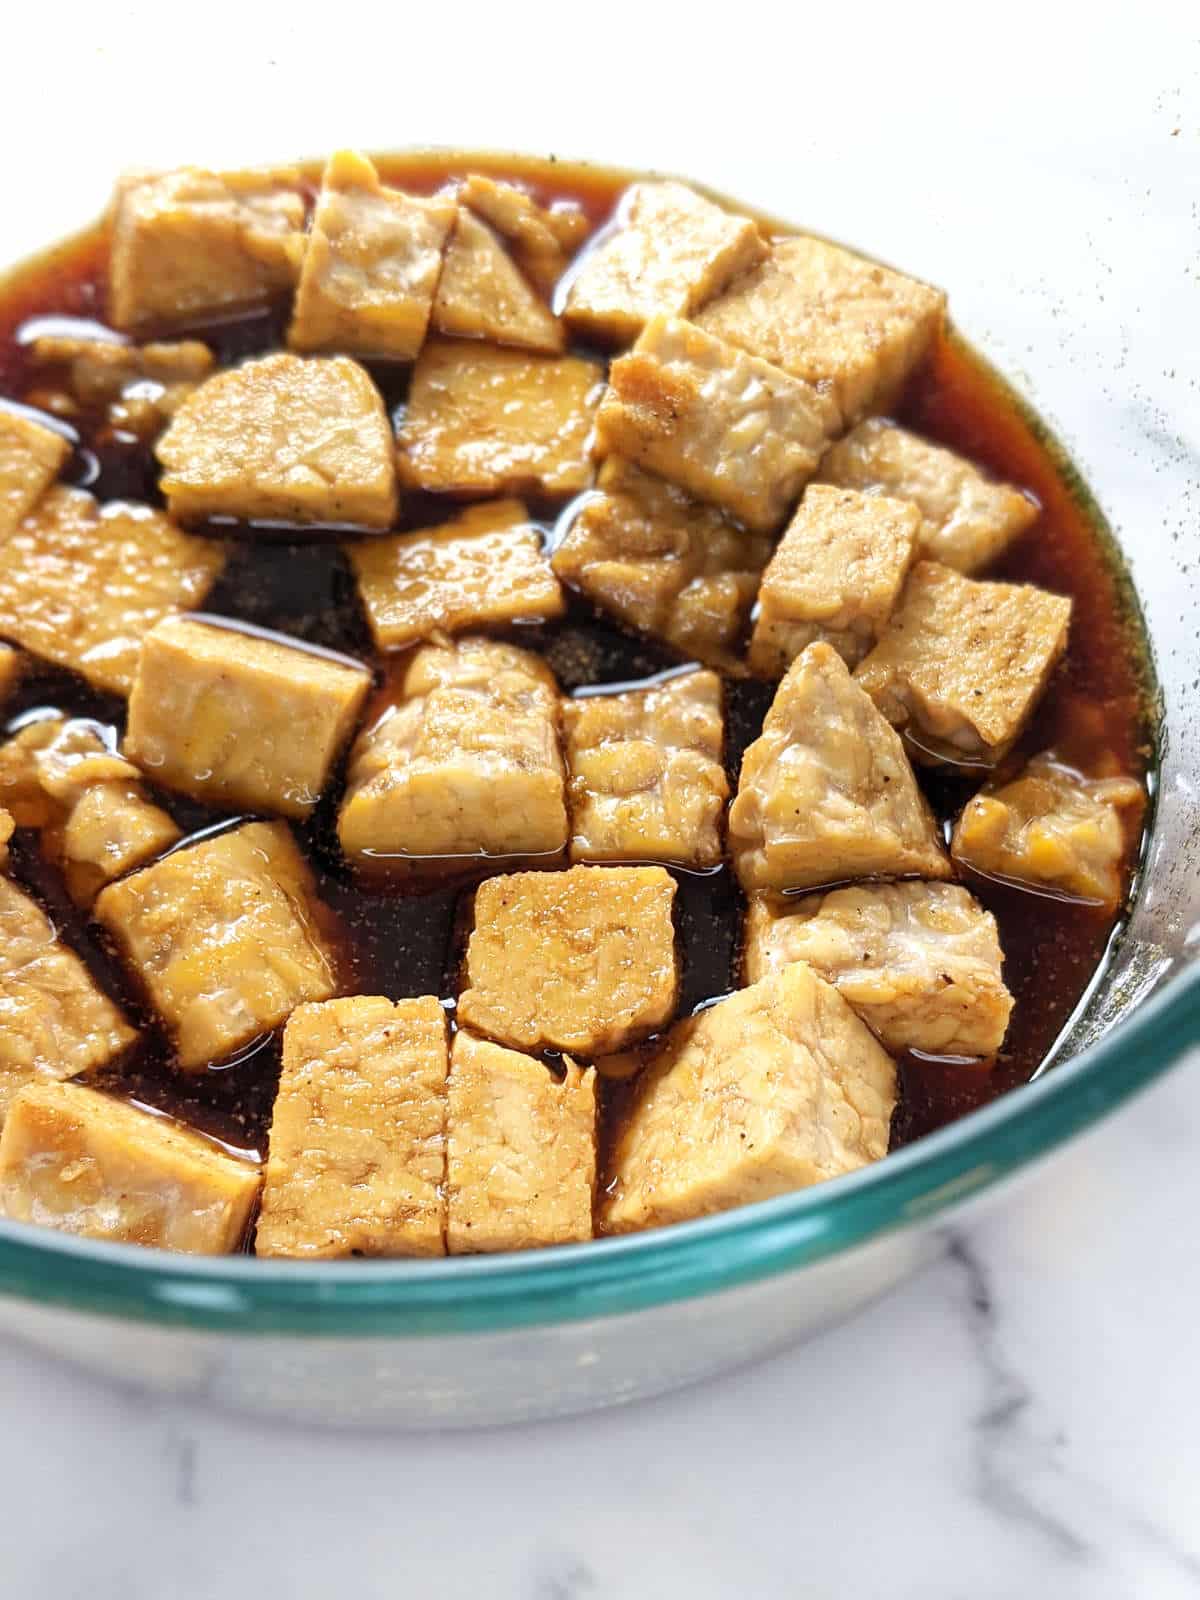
0,154 -> 1196,1428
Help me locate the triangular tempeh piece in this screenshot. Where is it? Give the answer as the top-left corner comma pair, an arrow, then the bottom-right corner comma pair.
432,209 -> 565,353
729,640 -> 951,893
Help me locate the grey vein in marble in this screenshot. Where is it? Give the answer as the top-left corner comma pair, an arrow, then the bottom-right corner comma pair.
949,1231 -> 1200,1587
531,1553 -> 596,1600
949,1232 -> 1089,1562
163,1424 -> 197,1508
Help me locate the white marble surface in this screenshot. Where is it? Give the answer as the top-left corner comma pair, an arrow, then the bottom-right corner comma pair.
1,6 -> 1198,1596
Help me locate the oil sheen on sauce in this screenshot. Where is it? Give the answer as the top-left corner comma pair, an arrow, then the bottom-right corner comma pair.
0,154 -> 1153,1206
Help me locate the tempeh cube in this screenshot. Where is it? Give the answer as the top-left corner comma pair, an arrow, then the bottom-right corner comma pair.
951,753 -> 1144,907
855,561 -> 1072,764
0,719 -> 61,828
46,781 -> 181,908
815,419 -> 1039,574
432,208 -> 566,353
459,175 -> 589,296
563,180 -> 766,345
29,336 -> 214,439
157,352 -> 397,529
0,407 -> 69,539
551,457 -> 771,671
563,669 -> 727,867
729,641 -> 950,893
337,637 -> 567,866
603,963 -> 896,1232
29,717 -> 180,905
108,167 -> 307,331
0,486 -> 225,696
0,1081 -> 261,1253
397,339 -> 604,497
743,882 -> 1013,1058
0,874 -> 136,1122
595,316 -> 829,532
458,864 -> 678,1055
2,719 -> 178,906
748,484 -> 920,676
346,499 -> 564,652
124,616 -> 371,819
29,335 -> 213,406
287,150 -> 456,359
256,995 -> 449,1259
697,235 -> 945,430
446,1030 -> 595,1253
94,821 -> 339,1072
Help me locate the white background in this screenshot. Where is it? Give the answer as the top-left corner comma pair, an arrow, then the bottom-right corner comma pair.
1,5 -> 1198,1595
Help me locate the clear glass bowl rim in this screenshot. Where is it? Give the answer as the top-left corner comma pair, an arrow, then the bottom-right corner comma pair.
0,150 -> 1194,1339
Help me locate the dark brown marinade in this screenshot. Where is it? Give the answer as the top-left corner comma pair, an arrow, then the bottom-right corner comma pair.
0,155 -> 1152,1193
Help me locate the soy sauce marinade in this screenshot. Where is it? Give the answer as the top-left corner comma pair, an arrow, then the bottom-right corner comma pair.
0,154 -> 1152,1206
